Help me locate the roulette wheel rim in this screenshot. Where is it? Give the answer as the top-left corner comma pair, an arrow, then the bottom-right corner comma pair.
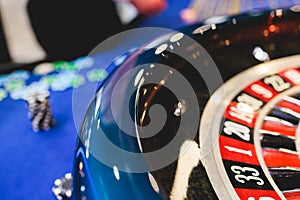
200,55 -> 300,200
73,6 -> 300,200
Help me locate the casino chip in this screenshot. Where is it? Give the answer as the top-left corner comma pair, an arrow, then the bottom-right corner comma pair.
53,61 -> 76,71
87,69 -> 108,82
9,70 -> 30,81
0,70 -> 29,90
52,173 -> 73,200
73,56 -> 95,69
70,75 -> 85,88
10,88 -> 27,100
0,89 -> 7,101
50,71 -> 85,91
33,62 -> 54,75
0,74 -> 9,87
24,91 -> 55,132
4,80 -> 25,92
40,74 -> 58,86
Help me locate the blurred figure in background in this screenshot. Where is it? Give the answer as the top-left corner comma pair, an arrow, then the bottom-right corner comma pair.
0,0 -> 167,65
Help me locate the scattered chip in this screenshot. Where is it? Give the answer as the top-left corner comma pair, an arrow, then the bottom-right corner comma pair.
74,56 -> 95,69
53,61 -> 77,71
65,62 -> 78,71
70,75 -> 85,88
26,81 -> 49,95
4,80 -> 25,92
33,62 -> 54,75
50,72 -> 75,91
9,70 -> 30,81
53,61 -> 70,71
10,87 -> 27,100
40,74 -> 58,86
0,58 -> 105,102
0,74 -> 9,87
87,69 -> 108,82
52,173 -> 73,200
0,89 -> 7,101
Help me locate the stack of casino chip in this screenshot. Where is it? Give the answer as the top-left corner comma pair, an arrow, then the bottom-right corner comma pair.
24,91 -> 55,132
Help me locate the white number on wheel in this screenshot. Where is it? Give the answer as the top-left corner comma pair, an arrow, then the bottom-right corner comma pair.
231,165 -> 264,185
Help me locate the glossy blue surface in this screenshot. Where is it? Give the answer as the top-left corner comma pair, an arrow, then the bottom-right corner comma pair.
73,6 -> 300,200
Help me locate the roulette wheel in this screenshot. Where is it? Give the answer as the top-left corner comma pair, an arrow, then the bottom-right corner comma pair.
73,6 -> 300,200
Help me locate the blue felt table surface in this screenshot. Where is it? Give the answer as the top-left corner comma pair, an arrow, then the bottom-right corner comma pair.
0,89 -> 76,200
0,0 -> 295,199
